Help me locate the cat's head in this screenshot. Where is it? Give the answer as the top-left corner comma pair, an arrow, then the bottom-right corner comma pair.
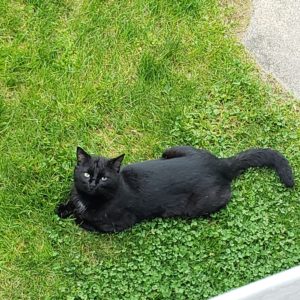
74,147 -> 125,197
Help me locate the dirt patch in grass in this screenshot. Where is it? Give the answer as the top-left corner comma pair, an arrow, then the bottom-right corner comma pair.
221,0 -> 253,38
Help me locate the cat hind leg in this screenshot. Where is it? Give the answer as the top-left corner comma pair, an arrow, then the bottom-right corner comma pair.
162,146 -> 199,159
186,186 -> 232,217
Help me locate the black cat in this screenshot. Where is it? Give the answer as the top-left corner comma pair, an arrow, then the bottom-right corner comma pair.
56,146 -> 294,233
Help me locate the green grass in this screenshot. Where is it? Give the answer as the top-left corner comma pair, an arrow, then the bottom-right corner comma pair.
0,0 -> 299,299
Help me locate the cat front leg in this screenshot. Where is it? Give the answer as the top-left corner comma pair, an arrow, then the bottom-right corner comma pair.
95,222 -> 134,233
81,212 -> 137,233
75,219 -> 98,232
76,220 -> 127,233
162,146 -> 198,159
56,200 -> 75,219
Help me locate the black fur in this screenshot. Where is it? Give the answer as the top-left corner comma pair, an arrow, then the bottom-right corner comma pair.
56,146 -> 294,233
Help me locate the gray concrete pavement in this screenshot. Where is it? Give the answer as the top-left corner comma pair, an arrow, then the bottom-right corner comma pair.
243,1 -> 300,98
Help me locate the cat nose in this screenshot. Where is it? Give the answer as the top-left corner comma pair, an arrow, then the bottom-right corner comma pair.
90,181 -> 96,188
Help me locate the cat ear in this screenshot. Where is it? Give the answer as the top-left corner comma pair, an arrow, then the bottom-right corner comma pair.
76,147 -> 91,164
109,154 -> 125,173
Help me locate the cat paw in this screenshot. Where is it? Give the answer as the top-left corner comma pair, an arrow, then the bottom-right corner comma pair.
56,204 -> 72,218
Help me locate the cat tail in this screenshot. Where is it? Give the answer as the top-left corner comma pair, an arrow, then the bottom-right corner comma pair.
224,148 -> 294,187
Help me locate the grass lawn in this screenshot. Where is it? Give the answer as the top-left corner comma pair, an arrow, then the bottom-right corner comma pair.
0,0 -> 299,299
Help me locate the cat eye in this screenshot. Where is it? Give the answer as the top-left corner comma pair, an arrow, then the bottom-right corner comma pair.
101,176 -> 108,182
83,172 -> 90,178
